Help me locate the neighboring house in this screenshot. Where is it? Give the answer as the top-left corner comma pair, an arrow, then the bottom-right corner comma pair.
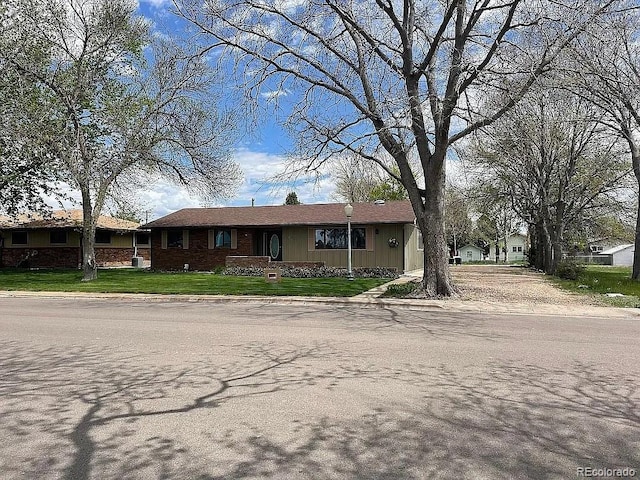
503,234 -> 527,262
143,201 -> 423,272
587,237 -> 631,254
458,244 -> 484,262
0,210 -> 150,269
600,244 -> 634,267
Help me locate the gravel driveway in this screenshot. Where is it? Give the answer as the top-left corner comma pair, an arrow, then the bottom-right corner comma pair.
451,264 -> 591,305
435,264 -> 634,317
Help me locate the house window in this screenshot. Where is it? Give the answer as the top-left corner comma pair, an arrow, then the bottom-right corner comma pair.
215,229 -> 232,248
11,231 -> 28,245
50,230 -> 67,245
95,230 -> 111,244
135,233 -> 150,246
314,228 -> 366,249
167,231 -> 183,248
467,251 -> 472,258
517,246 -> 522,252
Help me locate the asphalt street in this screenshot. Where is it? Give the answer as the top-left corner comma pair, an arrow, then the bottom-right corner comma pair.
0,296 -> 638,479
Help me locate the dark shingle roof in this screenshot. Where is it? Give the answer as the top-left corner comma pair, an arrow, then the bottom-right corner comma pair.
143,201 -> 416,228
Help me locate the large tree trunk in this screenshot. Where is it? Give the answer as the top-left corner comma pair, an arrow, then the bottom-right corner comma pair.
551,236 -> 563,274
633,185 -> 640,280
81,197 -> 98,282
549,220 -> 565,275
631,140 -> 640,280
416,166 -> 456,297
540,221 -> 553,274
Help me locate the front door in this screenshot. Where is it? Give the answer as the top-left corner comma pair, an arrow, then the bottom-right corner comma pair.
262,230 -> 282,261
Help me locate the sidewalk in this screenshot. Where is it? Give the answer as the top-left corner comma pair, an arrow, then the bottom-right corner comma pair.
1,281 -> 637,319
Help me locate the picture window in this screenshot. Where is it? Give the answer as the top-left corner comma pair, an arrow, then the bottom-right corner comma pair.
315,228 -> 366,249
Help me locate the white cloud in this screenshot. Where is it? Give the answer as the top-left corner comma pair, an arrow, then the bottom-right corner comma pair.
224,147 -> 336,206
139,0 -> 171,8
260,89 -> 291,101
39,147 -> 338,222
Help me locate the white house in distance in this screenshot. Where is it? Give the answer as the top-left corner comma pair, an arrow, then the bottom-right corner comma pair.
504,234 -> 527,262
458,244 -> 485,262
601,244 -> 634,266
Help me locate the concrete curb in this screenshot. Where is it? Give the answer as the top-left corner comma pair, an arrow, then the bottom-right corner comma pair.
1,289 -> 638,319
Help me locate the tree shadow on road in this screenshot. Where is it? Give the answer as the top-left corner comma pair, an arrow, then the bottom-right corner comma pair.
0,340 -> 638,479
241,303 -> 509,341
203,362 -> 639,479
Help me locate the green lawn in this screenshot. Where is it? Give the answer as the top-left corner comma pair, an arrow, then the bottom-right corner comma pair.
552,266 -> 640,307
0,268 -> 389,297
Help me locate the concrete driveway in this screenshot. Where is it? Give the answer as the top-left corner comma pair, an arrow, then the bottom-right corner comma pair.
0,296 -> 638,479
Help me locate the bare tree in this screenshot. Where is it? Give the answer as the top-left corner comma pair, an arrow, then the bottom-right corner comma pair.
330,154 -> 381,203
175,0 -> 622,296
2,0 -> 240,280
567,9 -> 640,278
467,86 -> 631,274
330,153 -> 409,203
444,184 -> 473,256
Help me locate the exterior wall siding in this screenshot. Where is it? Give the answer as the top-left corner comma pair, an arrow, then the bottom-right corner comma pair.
404,224 -> 424,272
612,247 -> 634,266
504,234 -> 527,261
97,232 -> 135,248
459,246 -> 484,262
282,224 -> 405,271
5,230 -> 81,248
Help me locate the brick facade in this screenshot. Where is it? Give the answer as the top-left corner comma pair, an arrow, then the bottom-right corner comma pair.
271,261 -> 325,268
225,256 -> 270,268
1,247 -> 80,268
0,246 -> 150,268
96,247 -> 150,267
151,228 -> 254,271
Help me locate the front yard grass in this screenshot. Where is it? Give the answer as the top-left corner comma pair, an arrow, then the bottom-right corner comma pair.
552,266 -> 640,308
0,268 -> 389,297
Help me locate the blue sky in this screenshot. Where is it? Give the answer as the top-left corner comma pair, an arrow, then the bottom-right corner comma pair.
132,0 -> 336,219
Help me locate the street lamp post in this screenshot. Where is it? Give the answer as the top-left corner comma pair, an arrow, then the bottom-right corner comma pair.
344,203 -> 354,281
